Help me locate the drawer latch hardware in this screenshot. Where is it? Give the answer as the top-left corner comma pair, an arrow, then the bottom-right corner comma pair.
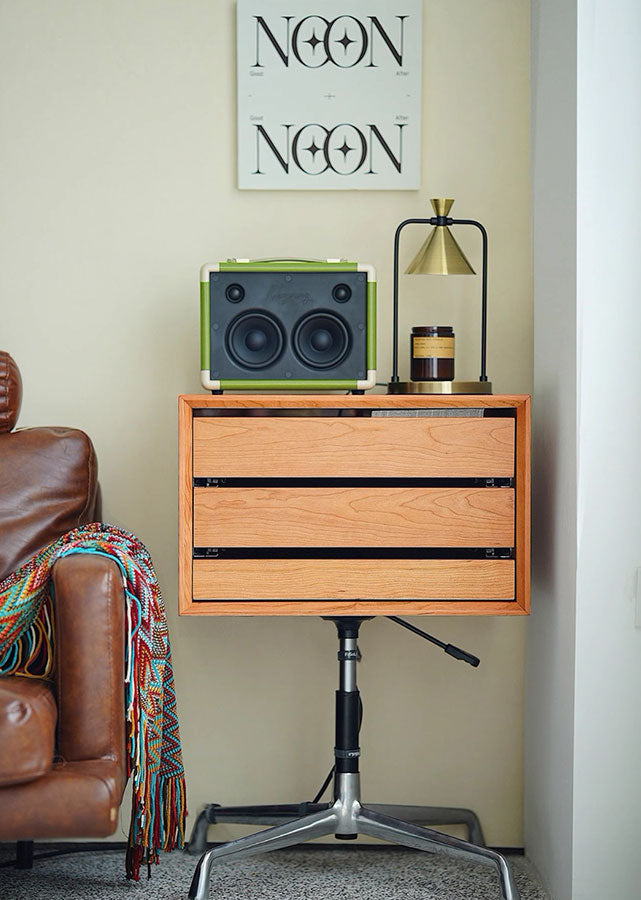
194,547 -> 220,559
484,477 -> 514,487
485,548 -> 512,559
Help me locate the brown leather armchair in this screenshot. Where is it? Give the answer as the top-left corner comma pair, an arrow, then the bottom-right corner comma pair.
0,351 -> 127,865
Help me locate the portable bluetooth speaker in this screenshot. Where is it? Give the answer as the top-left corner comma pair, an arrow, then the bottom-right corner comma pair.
200,259 -> 376,391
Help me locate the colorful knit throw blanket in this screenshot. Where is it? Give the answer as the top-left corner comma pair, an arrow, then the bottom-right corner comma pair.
0,523 -> 186,881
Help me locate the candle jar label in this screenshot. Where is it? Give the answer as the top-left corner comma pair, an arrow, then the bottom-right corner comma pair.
412,336 -> 455,358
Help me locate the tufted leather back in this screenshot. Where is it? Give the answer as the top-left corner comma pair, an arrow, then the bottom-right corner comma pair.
0,351 -> 22,434
0,352 -> 101,581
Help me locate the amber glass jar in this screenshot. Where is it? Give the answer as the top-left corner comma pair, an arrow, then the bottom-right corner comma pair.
410,326 -> 455,381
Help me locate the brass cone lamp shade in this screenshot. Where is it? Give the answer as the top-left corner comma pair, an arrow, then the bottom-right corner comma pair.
405,199 -> 475,275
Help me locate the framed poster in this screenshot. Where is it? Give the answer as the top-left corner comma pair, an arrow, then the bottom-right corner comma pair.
237,0 -> 423,190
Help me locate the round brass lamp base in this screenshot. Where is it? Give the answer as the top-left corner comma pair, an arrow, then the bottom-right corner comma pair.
387,380 -> 493,395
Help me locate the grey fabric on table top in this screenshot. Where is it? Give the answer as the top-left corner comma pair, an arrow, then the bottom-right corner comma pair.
371,409 -> 485,417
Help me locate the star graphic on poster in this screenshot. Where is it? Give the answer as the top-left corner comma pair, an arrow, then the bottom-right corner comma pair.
304,139 -> 322,160
336,29 -> 356,53
337,139 -> 354,159
303,29 -> 322,52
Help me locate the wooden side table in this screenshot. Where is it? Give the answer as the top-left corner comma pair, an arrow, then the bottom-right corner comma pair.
179,393 -> 530,616
179,393 -> 530,900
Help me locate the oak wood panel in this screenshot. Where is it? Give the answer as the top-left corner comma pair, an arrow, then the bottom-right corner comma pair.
193,486 -> 515,548
193,558 -> 514,601
193,416 -> 515,479
515,396 -> 531,613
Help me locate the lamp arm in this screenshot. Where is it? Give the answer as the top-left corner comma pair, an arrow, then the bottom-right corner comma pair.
392,218 -> 431,383
450,218 -> 489,383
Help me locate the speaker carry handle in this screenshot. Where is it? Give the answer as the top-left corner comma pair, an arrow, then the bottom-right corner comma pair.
226,257 -> 348,265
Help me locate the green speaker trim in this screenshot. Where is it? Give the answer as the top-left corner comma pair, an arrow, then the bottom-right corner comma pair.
200,281 -> 210,371
367,280 -> 376,371
200,259 -> 376,392
218,379 -> 359,390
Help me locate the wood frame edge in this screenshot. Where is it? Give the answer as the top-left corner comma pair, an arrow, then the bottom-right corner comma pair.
179,600 -> 527,616
178,397 -> 193,616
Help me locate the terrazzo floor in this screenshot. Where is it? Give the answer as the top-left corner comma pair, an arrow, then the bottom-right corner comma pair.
0,843 -> 549,900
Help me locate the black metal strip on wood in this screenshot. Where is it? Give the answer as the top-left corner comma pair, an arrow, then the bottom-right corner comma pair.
193,547 -> 514,560
191,407 -> 517,418
191,596 -> 517,604
193,477 -> 514,488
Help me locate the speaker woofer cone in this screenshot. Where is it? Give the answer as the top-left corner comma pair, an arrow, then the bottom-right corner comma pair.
226,311 -> 285,370
293,312 -> 351,370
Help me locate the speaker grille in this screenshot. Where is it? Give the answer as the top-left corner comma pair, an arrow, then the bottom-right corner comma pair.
209,270 -> 368,381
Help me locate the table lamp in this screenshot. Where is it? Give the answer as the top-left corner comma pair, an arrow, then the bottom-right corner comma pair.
388,198 -> 492,394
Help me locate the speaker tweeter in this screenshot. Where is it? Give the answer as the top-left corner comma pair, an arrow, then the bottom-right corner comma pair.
225,284 -> 245,303
332,284 -> 352,303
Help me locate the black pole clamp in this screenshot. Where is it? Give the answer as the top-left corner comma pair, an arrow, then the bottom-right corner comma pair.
334,748 -> 361,759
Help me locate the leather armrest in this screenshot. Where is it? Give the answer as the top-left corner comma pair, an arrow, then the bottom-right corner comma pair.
52,555 -> 126,788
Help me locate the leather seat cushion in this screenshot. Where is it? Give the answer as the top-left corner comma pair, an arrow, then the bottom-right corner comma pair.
0,427 -> 100,581
0,758 -> 123,840
0,677 -> 57,787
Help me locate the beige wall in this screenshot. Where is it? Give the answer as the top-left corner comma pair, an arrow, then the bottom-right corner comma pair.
0,1 -> 531,846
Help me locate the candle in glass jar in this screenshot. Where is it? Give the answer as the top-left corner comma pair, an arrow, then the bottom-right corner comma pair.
410,326 -> 455,381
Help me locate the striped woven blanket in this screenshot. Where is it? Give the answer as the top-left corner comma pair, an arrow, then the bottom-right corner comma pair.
0,523 -> 186,881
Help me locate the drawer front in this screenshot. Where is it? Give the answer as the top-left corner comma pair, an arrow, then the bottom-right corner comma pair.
193,416 -> 515,479
193,558 -> 515,601
193,486 -> 515,548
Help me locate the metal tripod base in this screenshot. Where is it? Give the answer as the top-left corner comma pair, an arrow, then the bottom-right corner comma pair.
188,617 -> 519,900
188,773 -> 518,900
188,800 -> 485,855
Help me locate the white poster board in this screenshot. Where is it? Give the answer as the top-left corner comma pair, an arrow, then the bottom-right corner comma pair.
237,0 -> 423,190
